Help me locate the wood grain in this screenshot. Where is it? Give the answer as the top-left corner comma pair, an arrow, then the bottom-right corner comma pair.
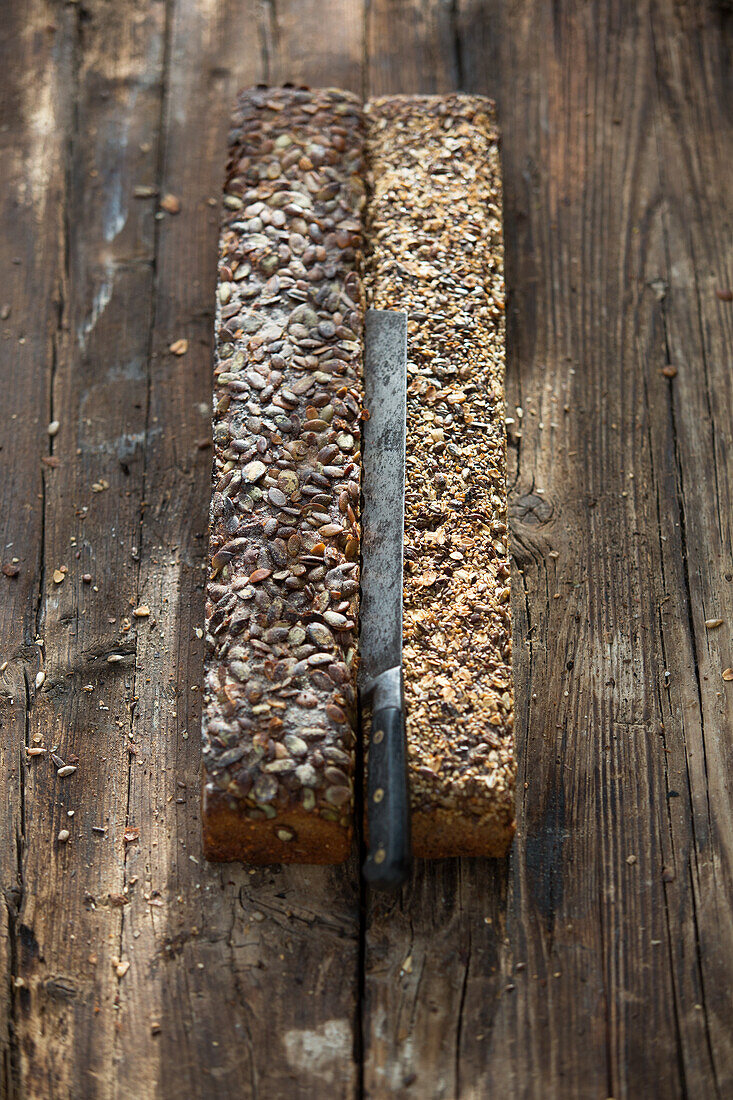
264,0 -> 364,94
113,4 -> 363,1096
9,3 -> 167,1095
365,0 -> 458,97
0,3 -> 73,1092
1,0 -> 732,1096
455,0 -> 733,1095
360,0 -> 733,1096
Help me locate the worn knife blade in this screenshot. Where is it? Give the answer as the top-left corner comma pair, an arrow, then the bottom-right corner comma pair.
359,310 -> 408,697
360,309 -> 411,891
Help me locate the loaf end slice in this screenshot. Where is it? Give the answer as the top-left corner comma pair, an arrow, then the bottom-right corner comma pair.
203,788 -> 351,863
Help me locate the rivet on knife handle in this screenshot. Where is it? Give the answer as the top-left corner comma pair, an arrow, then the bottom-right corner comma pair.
360,310 -> 412,891
363,667 -> 412,890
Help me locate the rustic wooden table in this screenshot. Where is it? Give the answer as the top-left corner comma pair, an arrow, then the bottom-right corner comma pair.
2,1 -> 732,1096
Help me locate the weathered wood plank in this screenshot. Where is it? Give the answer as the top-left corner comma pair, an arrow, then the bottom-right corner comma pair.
0,5 -> 74,1094
264,0 -> 365,94
113,3 -> 364,1097
10,2 -> 168,1096
359,7 -> 515,1099
454,0 -> 733,1095
646,1 -> 733,1088
459,5 -> 658,1090
359,0 -> 733,1096
365,0 -> 458,97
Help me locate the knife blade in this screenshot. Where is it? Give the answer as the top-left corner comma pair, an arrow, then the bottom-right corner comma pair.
359,309 -> 412,891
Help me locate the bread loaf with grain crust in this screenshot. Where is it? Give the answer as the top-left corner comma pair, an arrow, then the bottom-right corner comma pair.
364,95 -> 515,858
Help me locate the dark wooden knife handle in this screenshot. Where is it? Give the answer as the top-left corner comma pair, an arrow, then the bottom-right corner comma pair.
363,705 -> 412,891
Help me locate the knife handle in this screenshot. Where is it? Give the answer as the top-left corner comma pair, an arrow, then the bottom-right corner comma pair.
363,702 -> 412,891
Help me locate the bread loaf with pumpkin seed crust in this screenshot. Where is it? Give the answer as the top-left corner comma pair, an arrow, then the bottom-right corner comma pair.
202,86 -> 366,863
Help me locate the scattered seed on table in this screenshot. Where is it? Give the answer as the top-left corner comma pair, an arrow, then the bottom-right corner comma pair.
48,420 -> 60,436
169,338 -> 188,356
705,618 -> 723,628
57,829 -> 70,843
57,765 -> 77,778
160,193 -> 181,214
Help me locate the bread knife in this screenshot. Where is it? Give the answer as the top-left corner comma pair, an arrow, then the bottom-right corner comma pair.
359,309 -> 412,891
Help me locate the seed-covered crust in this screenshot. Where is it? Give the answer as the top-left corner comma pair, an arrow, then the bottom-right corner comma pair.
202,87 -> 365,863
364,95 -> 515,858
